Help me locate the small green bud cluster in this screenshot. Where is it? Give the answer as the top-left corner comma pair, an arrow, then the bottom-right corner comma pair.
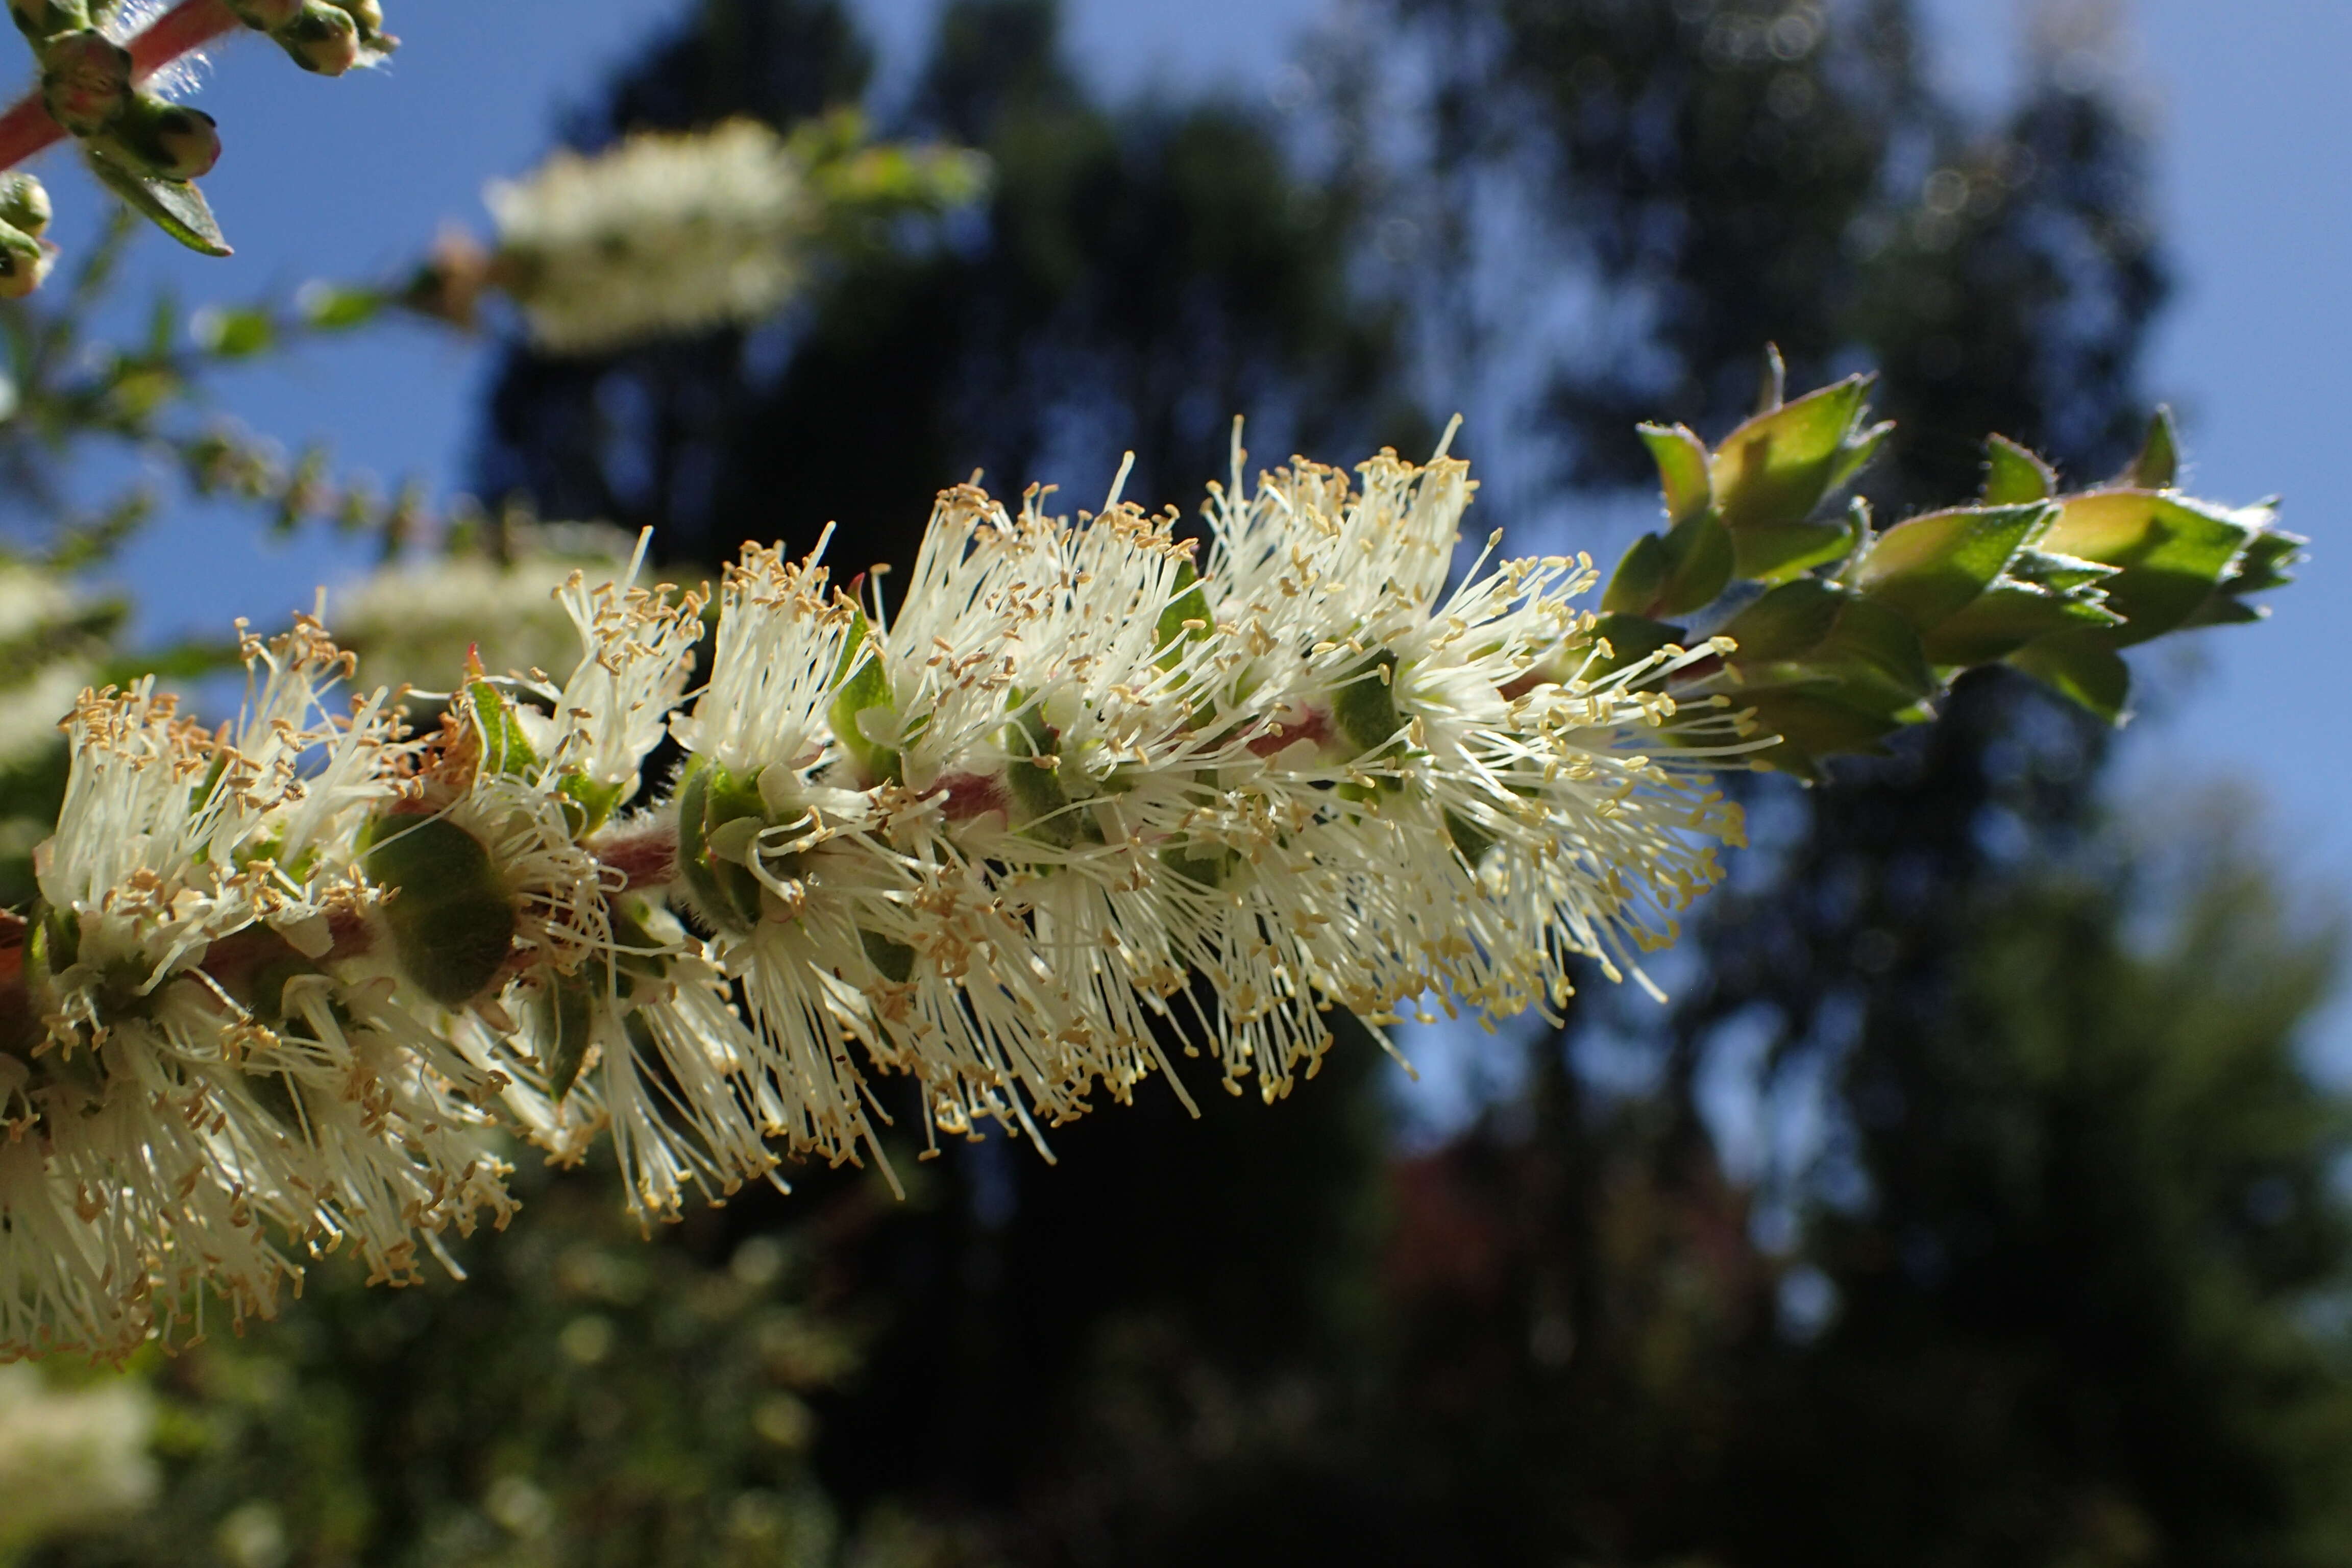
0,169 -> 50,298
0,0 -> 399,289
227,0 -> 393,76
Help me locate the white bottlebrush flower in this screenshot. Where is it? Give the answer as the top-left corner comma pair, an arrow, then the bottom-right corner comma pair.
1,625 -> 510,1361
0,419 -> 1769,1345
0,1362 -> 157,1550
483,119 -> 813,356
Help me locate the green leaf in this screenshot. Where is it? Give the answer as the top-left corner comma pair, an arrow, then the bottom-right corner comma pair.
2117,406 -> 2179,489
85,154 -> 229,257
2008,548 -> 2115,595
1737,688 -> 1903,779
1981,434 -> 2056,505
1709,373 -> 1874,534
1806,596 -> 1937,713
1845,501 -> 2053,629
1652,508 -> 1735,617
1637,422 -> 1711,524
1602,532 -> 1669,615
298,282 -> 381,331
1582,613 -> 1685,681
193,305 -> 273,359
2008,630 -> 2131,724
1919,584 -> 2121,668
1719,578 -> 1842,664
467,680 -> 538,777
1728,515 -> 1859,586
2177,519 -> 2306,629
2037,490 -> 2257,646
826,609 -> 899,786
1155,558 -> 1210,669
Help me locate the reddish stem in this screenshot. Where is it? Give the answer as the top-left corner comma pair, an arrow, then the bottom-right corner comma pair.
0,0 -> 243,172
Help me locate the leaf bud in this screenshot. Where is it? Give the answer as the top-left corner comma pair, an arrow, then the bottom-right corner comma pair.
0,174 -> 50,239
40,30 -> 131,138
0,219 -> 54,300
327,0 -> 383,35
91,95 -> 221,182
274,2 -> 361,75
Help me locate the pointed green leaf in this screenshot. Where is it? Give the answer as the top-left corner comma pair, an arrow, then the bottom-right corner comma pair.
1846,501 -> 2054,628
1638,422 -> 1711,524
1919,583 -> 2122,668
826,608 -> 900,785
1154,559 -> 1210,669
2176,520 -> 2305,629
2117,406 -> 2179,489
2038,490 -> 2256,646
1709,373 -> 1875,534
2008,548 -> 2115,595
467,680 -> 538,777
1738,688 -> 1903,778
1809,596 -> 1937,713
1982,434 -> 2056,505
85,154 -> 229,257
1653,508 -> 1735,617
1720,578 -> 1842,664
1729,518 -> 1857,585
2008,630 -> 2131,724
1754,342 -> 1785,413
1602,531 -> 1670,615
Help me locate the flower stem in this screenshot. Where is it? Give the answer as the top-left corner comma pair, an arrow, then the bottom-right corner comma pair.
0,0 -> 243,173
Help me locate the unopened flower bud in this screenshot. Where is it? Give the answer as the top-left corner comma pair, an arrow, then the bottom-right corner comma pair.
0,220 -> 54,299
39,30 -> 131,137
225,0 -> 303,27
0,174 -> 53,239
91,96 -> 220,182
8,0 -> 87,40
328,0 -> 382,34
274,2 -> 360,75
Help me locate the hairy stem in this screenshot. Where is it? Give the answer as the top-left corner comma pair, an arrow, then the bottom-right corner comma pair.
0,0 -> 242,172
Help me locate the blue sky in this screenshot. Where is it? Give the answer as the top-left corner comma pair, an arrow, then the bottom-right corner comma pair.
23,1 -> 2345,1077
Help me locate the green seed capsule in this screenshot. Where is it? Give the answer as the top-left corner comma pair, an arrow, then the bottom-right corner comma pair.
363,815 -> 516,1007
1003,701 -> 1079,848
0,219 -> 47,301
1331,650 -> 1403,758
860,928 -> 915,983
39,30 -> 130,137
90,96 -> 220,182
672,758 -> 765,935
274,2 -> 359,75
327,0 -> 381,34
1443,809 -> 1497,867
0,174 -> 52,238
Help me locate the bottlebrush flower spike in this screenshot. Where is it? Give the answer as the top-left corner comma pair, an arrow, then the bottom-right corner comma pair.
0,393 -> 2297,1359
